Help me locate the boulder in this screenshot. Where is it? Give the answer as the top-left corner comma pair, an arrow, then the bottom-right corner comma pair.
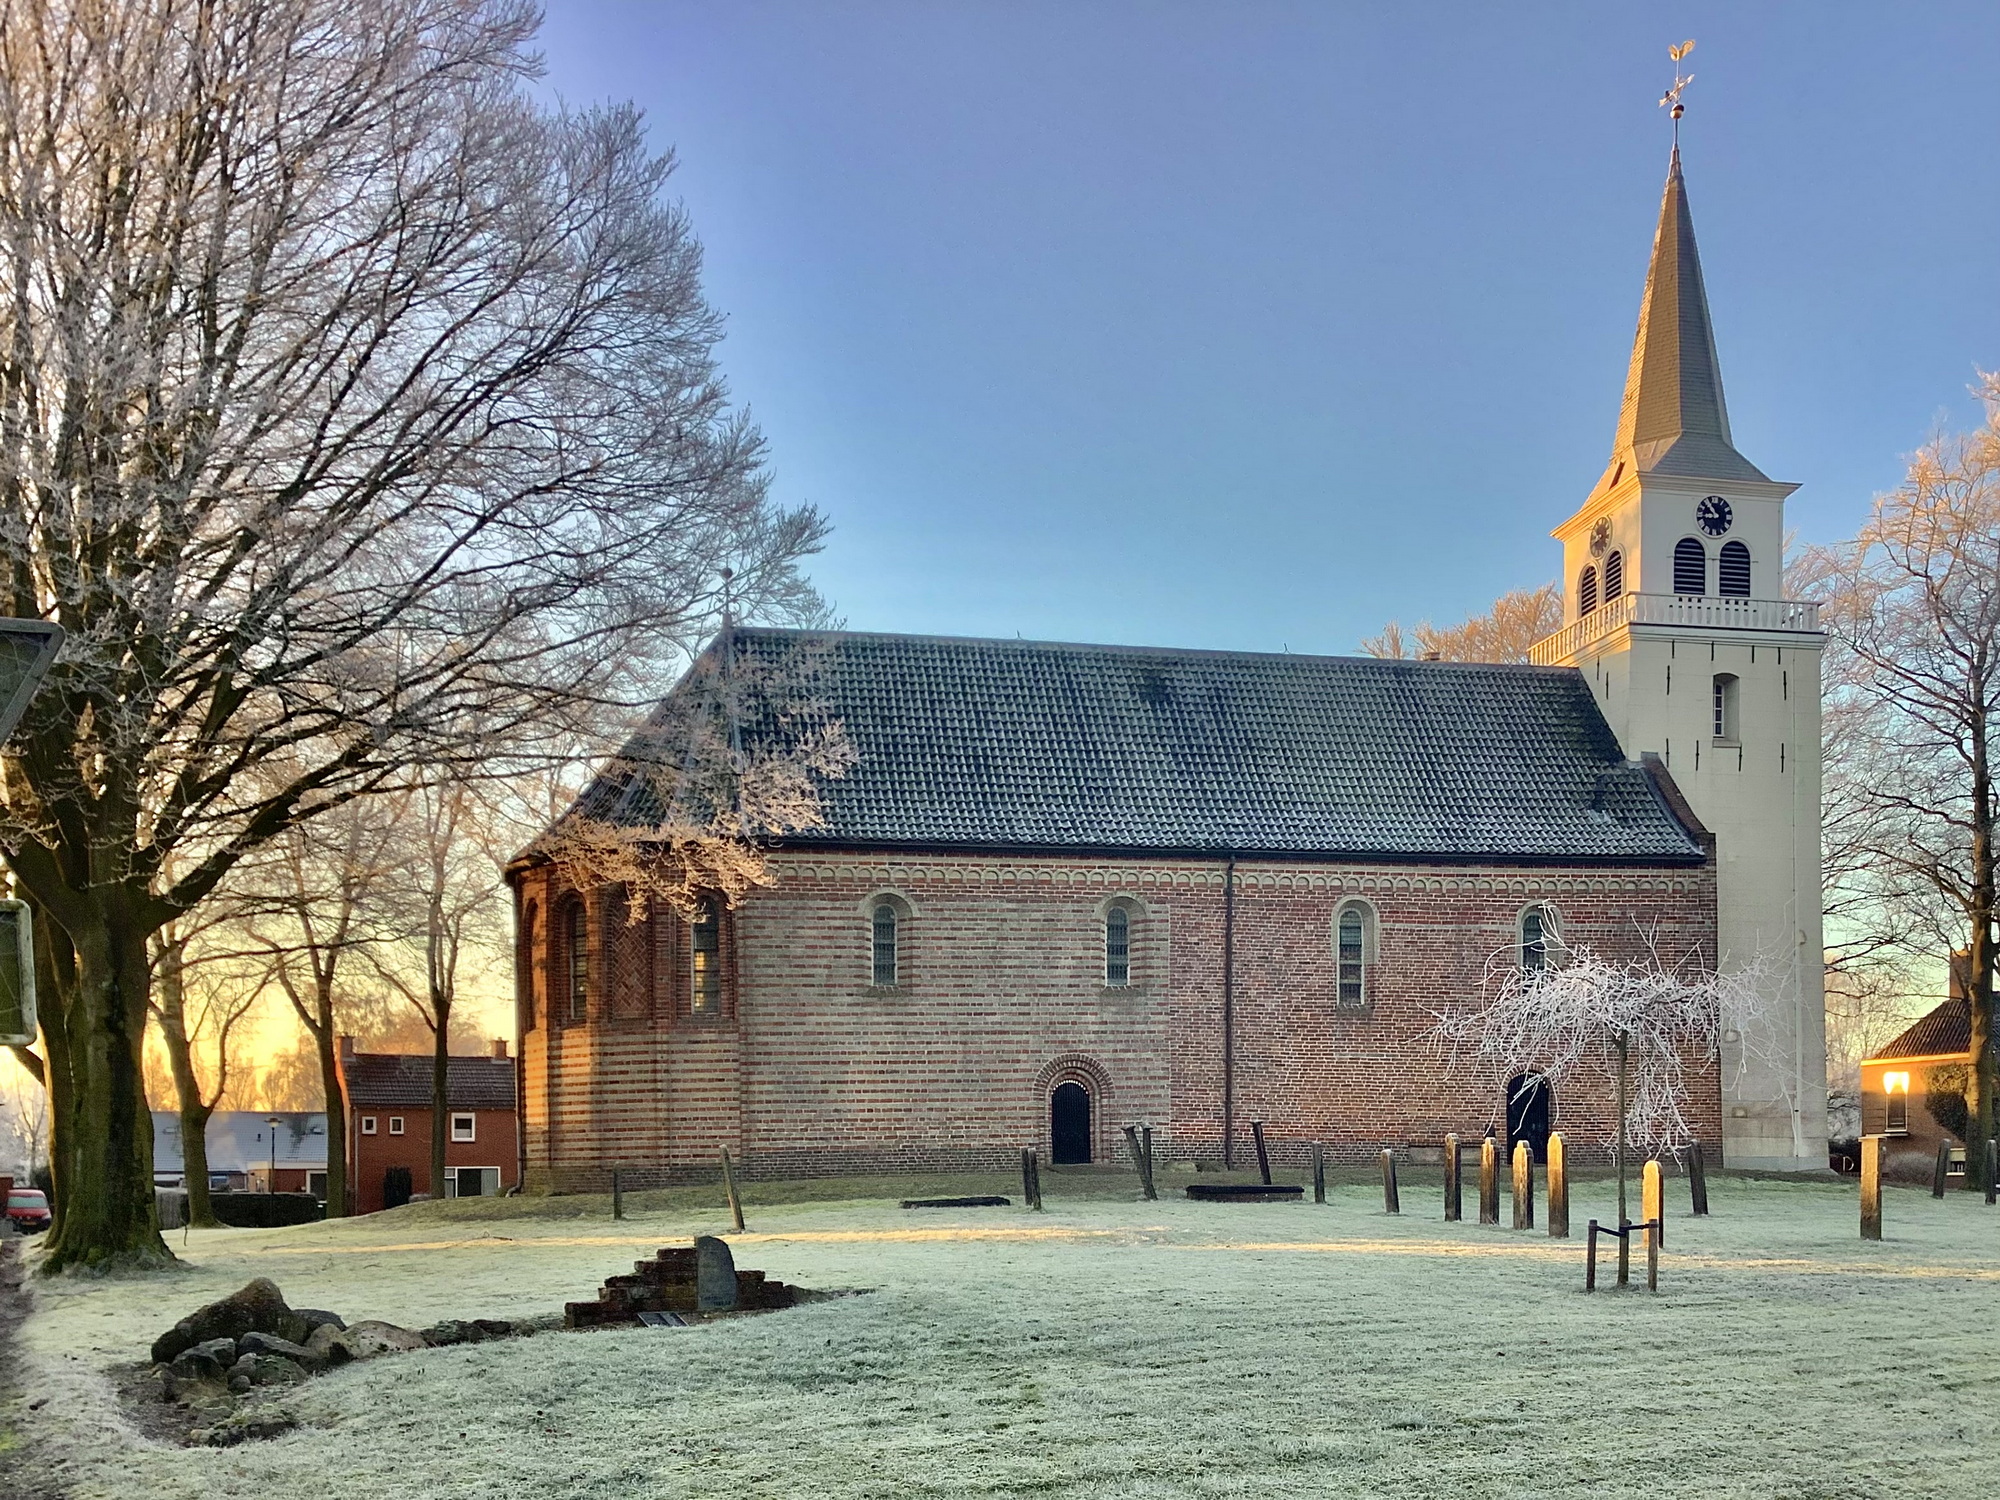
245,1353 -> 307,1386
238,1331 -> 322,1370
168,1337 -> 240,1383
695,1235 -> 737,1312
150,1278 -> 307,1365
296,1308 -> 346,1334
304,1322 -> 348,1366
330,1320 -> 427,1361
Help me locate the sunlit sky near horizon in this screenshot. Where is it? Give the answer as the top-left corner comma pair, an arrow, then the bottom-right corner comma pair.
532,2 -> 2000,656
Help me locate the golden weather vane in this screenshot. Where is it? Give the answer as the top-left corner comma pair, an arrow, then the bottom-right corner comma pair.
1660,39 -> 1695,147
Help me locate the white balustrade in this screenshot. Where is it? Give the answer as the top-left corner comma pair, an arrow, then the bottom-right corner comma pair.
1528,593 -> 1821,666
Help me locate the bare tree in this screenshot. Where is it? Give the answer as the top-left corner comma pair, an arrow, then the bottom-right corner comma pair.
147,921 -> 262,1225
0,0 -> 828,1269
1362,584 -> 1562,664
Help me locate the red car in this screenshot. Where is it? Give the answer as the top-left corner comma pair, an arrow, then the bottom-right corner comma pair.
7,1188 -> 50,1234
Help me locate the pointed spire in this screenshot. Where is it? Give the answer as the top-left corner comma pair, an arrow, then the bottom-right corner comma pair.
1592,147 -> 1767,496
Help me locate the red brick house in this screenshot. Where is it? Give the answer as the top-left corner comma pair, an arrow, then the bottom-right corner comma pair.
1861,1000 -> 1972,1184
337,1039 -> 522,1212
509,631 -> 1722,1189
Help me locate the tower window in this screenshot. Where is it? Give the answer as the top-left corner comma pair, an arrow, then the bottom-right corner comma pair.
1602,550 -> 1624,604
563,899 -> 588,1023
1335,902 -> 1375,1009
1712,673 -> 1740,742
1578,565 -> 1599,617
690,897 -> 722,1013
1884,1071 -> 1909,1133
871,900 -> 898,988
1674,537 -> 1707,595
1105,906 -> 1131,987
1521,905 -> 1558,972
1718,540 -> 1751,597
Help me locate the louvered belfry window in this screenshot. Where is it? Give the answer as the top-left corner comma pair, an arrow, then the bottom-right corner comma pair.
1718,541 -> 1751,597
1602,550 -> 1624,604
871,901 -> 898,988
1578,565 -> 1599,617
1336,906 -> 1367,1008
1105,907 -> 1130,986
1674,537 -> 1707,595
690,898 -> 722,1013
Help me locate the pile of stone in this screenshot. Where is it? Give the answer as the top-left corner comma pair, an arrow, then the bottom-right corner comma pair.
565,1235 -> 796,1327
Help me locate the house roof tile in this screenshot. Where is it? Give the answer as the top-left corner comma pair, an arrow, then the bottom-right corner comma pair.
342,1053 -> 517,1111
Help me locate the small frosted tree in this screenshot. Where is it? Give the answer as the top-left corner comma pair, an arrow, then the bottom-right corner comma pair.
1431,927 -> 1769,1226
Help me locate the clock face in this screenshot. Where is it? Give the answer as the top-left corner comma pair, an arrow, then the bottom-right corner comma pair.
1589,518 -> 1612,556
1696,495 -> 1733,537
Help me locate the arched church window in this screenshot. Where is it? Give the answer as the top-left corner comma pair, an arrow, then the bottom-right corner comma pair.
690,897 -> 722,1013
1718,541 -> 1751,597
1602,550 -> 1624,604
1335,902 -> 1375,1010
563,899 -> 588,1023
1577,565 -> 1598,617
871,900 -> 898,988
1105,906 -> 1131,987
1712,673 -> 1740,742
518,902 -> 538,1033
1674,538 -> 1707,595
1520,904 -> 1559,972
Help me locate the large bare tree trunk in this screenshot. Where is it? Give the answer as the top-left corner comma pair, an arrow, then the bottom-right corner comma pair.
153,940 -> 219,1228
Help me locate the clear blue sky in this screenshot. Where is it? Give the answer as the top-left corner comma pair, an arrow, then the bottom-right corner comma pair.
536,3 -> 2000,654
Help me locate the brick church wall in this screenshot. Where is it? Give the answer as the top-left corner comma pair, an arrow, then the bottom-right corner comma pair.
514,850 -> 1719,1189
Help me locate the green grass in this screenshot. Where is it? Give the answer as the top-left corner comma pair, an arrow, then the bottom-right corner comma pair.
14,1171 -> 2000,1498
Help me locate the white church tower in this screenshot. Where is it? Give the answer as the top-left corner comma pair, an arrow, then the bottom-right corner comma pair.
1532,146 -> 1828,1171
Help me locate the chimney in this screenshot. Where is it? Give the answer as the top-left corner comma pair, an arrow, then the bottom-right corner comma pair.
491,1038 -> 509,1061
339,1033 -> 356,1061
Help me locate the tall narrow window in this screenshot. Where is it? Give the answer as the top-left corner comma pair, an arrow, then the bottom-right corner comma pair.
1105,907 -> 1130,987
1712,673 -> 1739,741
1336,904 -> 1370,1009
1884,1071 -> 1910,1133
564,901 -> 588,1023
1521,905 -> 1553,971
1602,550 -> 1624,604
690,898 -> 722,1014
518,904 -> 538,1032
1674,537 -> 1707,595
1577,565 -> 1599,617
1718,540 -> 1751,597
871,901 -> 898,988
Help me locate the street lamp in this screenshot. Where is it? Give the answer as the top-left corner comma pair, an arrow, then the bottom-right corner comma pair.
266,1116 -> 282,1193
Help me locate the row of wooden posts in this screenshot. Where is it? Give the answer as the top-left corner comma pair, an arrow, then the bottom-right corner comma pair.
1859,1134 -> 2000,1242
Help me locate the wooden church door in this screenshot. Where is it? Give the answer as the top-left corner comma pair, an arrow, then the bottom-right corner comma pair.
1051,1082 -> 1092,1164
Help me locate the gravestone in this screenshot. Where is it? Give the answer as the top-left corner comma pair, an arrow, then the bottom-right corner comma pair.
696,1234 -> 738,1311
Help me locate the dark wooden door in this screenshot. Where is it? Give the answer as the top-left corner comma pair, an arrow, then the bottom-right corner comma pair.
1507,1073 -> 1552,1164
1051,1082 -> 1092,1165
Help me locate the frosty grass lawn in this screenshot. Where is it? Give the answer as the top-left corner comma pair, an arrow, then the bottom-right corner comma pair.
15,1168 -> 2000,1499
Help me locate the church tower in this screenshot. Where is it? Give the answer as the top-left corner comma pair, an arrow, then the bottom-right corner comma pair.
1532,146 -> 1828,1171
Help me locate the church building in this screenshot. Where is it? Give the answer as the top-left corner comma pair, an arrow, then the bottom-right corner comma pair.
508,147 -> 1827,1185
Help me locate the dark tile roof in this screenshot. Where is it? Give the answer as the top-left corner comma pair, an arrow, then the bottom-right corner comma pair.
575,629 -> 1706,865
1868,1001 -> 1970,1062
342,1053 -> 517,1111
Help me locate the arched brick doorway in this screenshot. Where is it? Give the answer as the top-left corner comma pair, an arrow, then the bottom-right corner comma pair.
1051,1081 -> 1093,1164
1507,1072 -> 1553,1164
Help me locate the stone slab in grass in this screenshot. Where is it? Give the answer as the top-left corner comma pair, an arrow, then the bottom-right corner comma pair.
1184,1182 -> 1305,1201
899,1195 -> 1011,1209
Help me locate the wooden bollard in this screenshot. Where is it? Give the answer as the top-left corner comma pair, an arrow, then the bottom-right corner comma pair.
1511,1141 -> 1534,1230
1584,1219 -> 1599,1291
1312,1141 -> 1326,1205
1985,1139 -> 1998,1206
1252,1121 -> 1273,1186
1688,1139 -> 1709,1216
1642,1159 -> 1664,1249
611,1166 -> 624,1221
1478,1137 -> 1499,1224
1932,1140 -> 1951,1199
1547,1131 -> 1569,1238
1021,1148 -> 1045,1211
1124,1124 -> 1147,1187
1443,1133 -> 1462,1221
1860,1135 -> 1882,1241
1029,1150 -> 1045,1211
720,1147 -> 744,1232
1140,1125 -> 1157,1201
1646,1217 -> 1660,1292
1617,1217 -> 1630,1287
1380,1148 -> 1400,1214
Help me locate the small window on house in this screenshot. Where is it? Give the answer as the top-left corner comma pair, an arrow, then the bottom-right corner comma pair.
389,1116 -> 404,1135
1335,903 -> 1374,1009
360,1115 -> 378,1136
451,1113 -> 476,1143
1105,906 -> 1131,987
1884,1071 -> 1910,1134
871,900 -> 898,988
1521,905 -> 1558,972
1578,565 -> 1599,617
564,899 -> 588,1023
1674,537 -> 1707,595
1602,550 -> 1624,603
1713,673 -> 1740,742
691,897 -> 722,1013
1718,540 -> 1751,597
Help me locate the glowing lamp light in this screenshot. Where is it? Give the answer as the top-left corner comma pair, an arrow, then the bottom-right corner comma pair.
1884,1072 -> 1910,1094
